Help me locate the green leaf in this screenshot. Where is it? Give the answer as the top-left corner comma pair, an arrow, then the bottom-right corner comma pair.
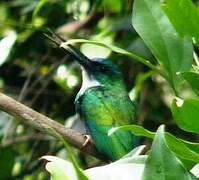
142,125 -> 196,180
132,0 -> 193,92
108,125 -> 155,139
109,125 -> 199,163
102,0 -> 122,12
165,133 -> 199,163
0,148 -> 15,179
61,39 -> 158,71
43,147 -> 147,180
32,0 -> 48,20
129,71 -> 154,100
80,35 -> 113,59
172,98 -> 199,133
181,72 -> 199,96
162,0 -> 199,43
183,140 -> 199,156
43,126 -> 88,180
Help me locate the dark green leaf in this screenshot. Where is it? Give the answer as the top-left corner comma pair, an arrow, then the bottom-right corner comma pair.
109,125 -> 199,163
162,0 -> 199,43
165,133 -> 199,163
0,148 -> 15,179
172,98 -> 199,133
132,0 -> 193,91
142,125 -> 196,180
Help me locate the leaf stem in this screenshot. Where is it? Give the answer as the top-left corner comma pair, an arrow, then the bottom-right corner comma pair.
61,39 -> 164,75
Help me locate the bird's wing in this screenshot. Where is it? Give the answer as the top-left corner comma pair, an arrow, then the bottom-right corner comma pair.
86,120 -> 135,160
76,87 -> 137,160
79,87 -> 135,126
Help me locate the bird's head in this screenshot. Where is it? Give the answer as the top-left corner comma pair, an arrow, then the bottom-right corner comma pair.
45,32 -> 124,88
63,46 -> 124,88
79,57 -> 123,87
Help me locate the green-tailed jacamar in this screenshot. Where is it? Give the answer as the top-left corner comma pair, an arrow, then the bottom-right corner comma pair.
46,32 -> 137,161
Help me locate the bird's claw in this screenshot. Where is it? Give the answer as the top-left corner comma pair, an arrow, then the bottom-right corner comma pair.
81,135 -> 94,148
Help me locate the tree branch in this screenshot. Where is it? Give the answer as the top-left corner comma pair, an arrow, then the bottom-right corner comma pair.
0,92 -> 104,159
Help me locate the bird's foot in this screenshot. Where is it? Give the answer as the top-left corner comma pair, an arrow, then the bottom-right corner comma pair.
81,135 -> 94,148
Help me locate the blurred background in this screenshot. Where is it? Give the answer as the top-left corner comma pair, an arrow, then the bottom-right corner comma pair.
0,0 -> 197,179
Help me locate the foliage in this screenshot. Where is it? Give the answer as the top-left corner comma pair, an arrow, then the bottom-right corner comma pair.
133,0 -> 193,92
43,146 -> 147,180
43,126 -> 198,179
142,126 -> 196,180
162,0 -> 199,44
0,0 -> 199,179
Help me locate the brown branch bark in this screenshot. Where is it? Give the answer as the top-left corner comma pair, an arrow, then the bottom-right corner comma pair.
0,92 -> 104,159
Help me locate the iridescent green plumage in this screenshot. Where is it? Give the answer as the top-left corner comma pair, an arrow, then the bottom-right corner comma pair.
45,32 -> 136,161
75,58 -> 136,160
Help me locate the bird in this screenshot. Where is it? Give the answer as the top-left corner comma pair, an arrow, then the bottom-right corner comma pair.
45,32 -> 137,161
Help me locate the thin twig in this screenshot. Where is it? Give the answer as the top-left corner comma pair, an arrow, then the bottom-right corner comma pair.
0,134 -> 47,148
20,51 -> 52,100
30,57 -> 67,105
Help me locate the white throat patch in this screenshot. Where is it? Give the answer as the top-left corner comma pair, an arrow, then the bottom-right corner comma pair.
78,68 -> 100,96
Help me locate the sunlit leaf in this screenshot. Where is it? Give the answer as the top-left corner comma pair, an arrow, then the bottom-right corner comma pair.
191,164 -> 199,178
42,156 -> 79,180
81,35 -> 113,59
43,146 -> 146,180
102,0 -> 122,12
0,31 -> 17,66
85,146 -> 146,180
85,161 -> 145,180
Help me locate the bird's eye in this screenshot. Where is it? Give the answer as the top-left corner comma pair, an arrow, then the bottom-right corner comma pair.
101,66 -> 106,70
93,61 -> 110,73
100,65 -> 109,72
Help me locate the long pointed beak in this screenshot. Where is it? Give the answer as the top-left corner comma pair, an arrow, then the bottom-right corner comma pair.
44,30 -> 92,70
